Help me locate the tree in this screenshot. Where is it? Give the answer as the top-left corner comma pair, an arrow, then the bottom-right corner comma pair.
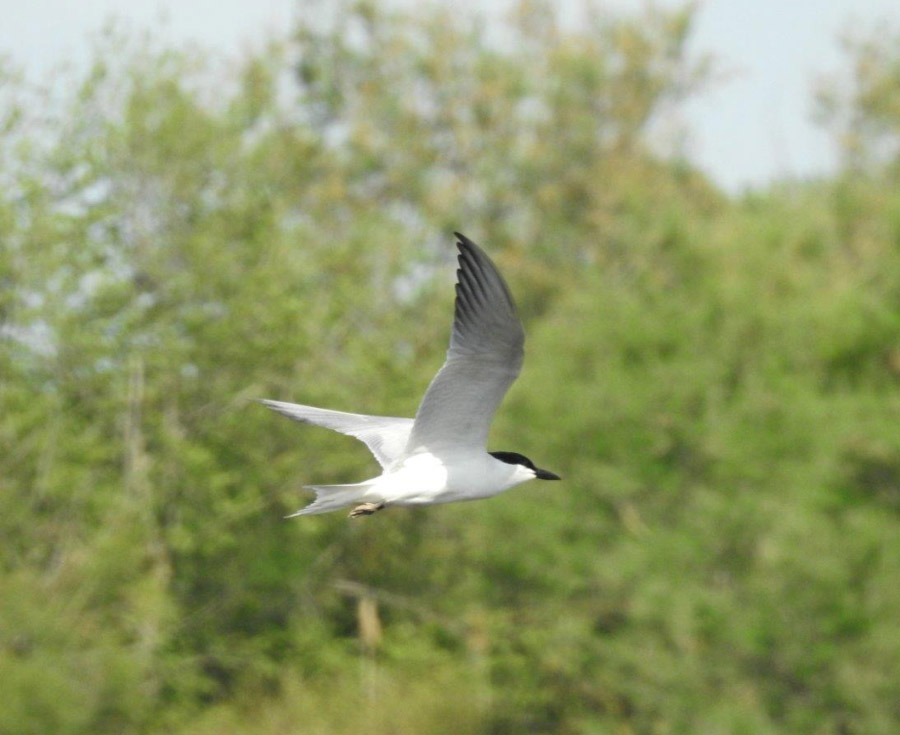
6,3 -> 900,735
816,25 -> 900,174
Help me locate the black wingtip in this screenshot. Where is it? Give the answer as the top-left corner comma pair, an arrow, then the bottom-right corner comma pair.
453,232 -> 489,269
454,231 -> 477,251
450,230 -> 520,317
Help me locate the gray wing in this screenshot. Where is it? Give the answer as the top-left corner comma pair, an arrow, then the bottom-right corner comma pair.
259,399 -> 413,468
406,233 -> 525,453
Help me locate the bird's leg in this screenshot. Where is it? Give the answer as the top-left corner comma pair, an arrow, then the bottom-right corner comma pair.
349,502 -> 385,518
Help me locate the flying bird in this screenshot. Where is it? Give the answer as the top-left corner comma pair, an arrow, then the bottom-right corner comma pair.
260,232 -> 560,517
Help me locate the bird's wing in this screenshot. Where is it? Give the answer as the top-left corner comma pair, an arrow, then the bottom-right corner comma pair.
259,399 -> 413,468
406,233 -> 525,453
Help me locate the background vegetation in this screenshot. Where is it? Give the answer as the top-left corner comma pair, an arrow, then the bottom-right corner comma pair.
2,2 -> 900,733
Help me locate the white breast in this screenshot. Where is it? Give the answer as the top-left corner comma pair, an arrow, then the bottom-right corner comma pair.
371,451 -> 533,506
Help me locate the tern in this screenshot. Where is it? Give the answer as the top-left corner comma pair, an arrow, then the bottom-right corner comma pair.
260,232 -> 560,517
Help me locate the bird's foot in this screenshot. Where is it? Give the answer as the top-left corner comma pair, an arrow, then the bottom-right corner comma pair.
349,502 -> 385,518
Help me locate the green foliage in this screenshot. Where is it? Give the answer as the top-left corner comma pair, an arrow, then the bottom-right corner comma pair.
816,23 -> 900,173
3,3 -> 900,734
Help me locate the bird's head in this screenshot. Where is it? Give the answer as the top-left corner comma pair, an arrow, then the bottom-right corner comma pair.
489,451 -> 561,482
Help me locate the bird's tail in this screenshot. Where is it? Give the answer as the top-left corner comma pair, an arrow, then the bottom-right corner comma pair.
287,481 -> 377,517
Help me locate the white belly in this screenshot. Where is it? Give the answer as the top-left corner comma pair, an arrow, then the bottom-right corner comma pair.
369,451 -> 527,506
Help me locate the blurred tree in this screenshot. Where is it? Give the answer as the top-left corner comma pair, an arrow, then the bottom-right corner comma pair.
816,25 -> 900,173
3,2 -> 900,735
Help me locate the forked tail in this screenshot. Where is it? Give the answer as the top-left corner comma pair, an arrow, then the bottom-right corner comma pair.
287,482 -> 376,517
